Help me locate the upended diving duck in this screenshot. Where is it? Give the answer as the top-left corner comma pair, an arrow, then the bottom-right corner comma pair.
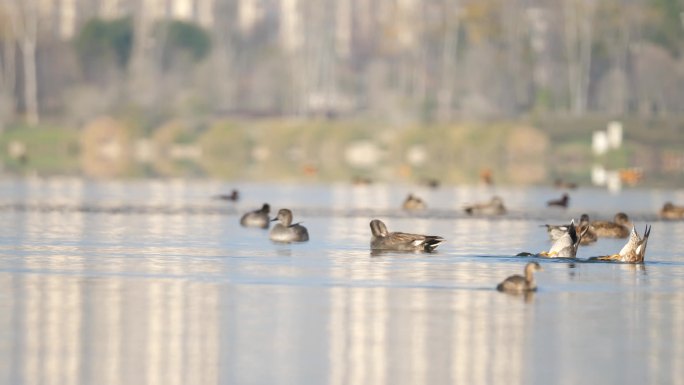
370,219 -> 444,252
544,214 -> 597,245
595,225 -> 651,263
269,208 -> 309,242
519,219 -> 588,258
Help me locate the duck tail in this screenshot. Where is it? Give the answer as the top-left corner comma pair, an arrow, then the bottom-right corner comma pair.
424,236 -> 445,252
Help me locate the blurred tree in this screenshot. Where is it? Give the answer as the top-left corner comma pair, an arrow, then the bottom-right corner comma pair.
154,20 -> 211,71
74,17 -> 133,81
0,6 -> 17,125
645,0 -> 684,56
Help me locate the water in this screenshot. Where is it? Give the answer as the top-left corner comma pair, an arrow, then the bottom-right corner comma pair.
1,178 -> 684,385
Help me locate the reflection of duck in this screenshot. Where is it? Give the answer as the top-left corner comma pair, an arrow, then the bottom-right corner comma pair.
370,219 -> 444,252
402,194 -> 427,211
539,220 -> 588,258
544,214 -> 597,245
591,212 -> 631,238
240,203 -> 271,229
660,202 -> 684,219
497,262 -> 543,293
546,193 -> 569,208
596,225 -> 651,263
215,189 -> 239,201
464,196 -> 506,216
269,209 -> 309,242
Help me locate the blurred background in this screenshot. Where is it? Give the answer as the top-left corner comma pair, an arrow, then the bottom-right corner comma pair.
0,0 -> 683,187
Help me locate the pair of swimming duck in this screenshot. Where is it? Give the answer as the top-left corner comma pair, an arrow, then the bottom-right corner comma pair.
240,204 -> 309,242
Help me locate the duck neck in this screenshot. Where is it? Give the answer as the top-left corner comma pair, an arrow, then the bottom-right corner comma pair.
525,268 -> 535,286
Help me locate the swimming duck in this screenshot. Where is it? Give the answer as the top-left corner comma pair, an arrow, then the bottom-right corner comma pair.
596,225 -> 651,263
464,196 -> 506,216
554,178 -> 578,190
402,194 -> 427,211
539,219 -> 588,258
660,202 -> 684,219
497,262 -> 543,293
240,203 -> 271,229
269,209 -> 309,242
547,193 -> 569,208
370,219 -> 444,252
544,214 -> 597,245
215,189 -> 239,201
591,212 -> 631,238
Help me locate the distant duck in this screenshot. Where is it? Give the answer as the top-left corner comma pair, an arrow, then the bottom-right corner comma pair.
497,262 -> 543,293
596,225 -> 651,263
352,176 -> 373,186
660,202 -> 684,219
423,178 -> 440,189
544,214 -> 597,245
539,219 -> 588,258
464,196 -> 506,216
546,193 -> 569,208
269,209 -> 309,242
591,212 -> 631,238
554,178 -> 578,190
215,189 -> 239,201
240,203 -> 271,229
402,193 -> 427,211
370,219 -> 444,252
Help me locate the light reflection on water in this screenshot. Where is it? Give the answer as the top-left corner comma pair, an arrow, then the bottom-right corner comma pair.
1,179 -> 684,385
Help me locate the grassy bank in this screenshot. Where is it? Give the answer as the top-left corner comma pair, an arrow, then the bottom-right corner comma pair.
1,115 -> 683,187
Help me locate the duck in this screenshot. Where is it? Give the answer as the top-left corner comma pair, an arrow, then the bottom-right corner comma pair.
596,225 -> 651,263
554,178 -> 578,190
539,219 -> 588,258
544,214 -> 597,245
269,209 -> 309,242
215,189 -> 239,201
547,193 -> 569,208
240,203 -> 271,229
497,262 -> 543,293
464,196 -> 506,216
370,219 -> 444,252
402,193 -> 427,211
591,212 -> 631,238
660,202 -> 684,219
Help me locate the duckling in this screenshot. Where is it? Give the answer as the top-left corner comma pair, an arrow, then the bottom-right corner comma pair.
539,219 -> 588,258
464,196 -> 506,216
370,219 -> 444,252
591,212 -> 631,238
544,214 -> 597,245
660,202 -> 684,219
596,225 -> 651,263
547,193 -> 569,208
497,262 -> 543,293
402,194 -> 427,211
240,203 -> 271,229
269,209 -> 309,242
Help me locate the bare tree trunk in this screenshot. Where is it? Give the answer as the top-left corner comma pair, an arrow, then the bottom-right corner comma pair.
438,1 -> 459,121
0,20 -> 17,124
6,0 -> 40,124
563,0 -> 594,115
22,35 -> 39,124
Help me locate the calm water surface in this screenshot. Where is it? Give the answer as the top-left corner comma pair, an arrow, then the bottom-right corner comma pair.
1,178 -> 684,385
